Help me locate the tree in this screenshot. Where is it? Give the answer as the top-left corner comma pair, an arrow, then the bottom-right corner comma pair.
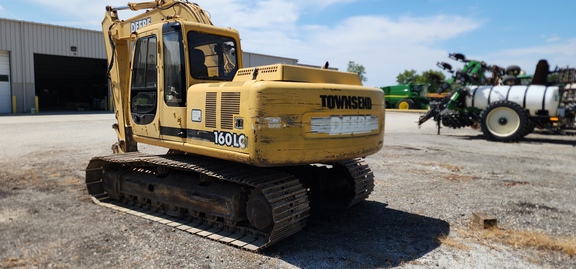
395,69 -> 447,92
418,70 -> 446,92
347,61 -> 367,82
547,72 -> 559,84
396,69 -> 418,84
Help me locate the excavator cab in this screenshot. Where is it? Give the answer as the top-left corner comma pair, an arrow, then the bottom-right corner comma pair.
127,20 -> 242,141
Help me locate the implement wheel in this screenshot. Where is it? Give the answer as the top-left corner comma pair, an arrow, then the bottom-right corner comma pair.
480,100 -> 530,142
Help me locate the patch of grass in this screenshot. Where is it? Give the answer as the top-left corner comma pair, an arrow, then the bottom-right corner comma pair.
1,257 -> 29,267
487,228 -> 575,256
459,226 -> 576,257
438,234 -> 470,250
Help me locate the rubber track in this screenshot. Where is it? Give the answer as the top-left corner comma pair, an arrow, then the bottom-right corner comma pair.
86,152 -> 310,251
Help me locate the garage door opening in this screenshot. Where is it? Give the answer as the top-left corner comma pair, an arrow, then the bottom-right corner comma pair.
0,51 -> 10,113
34,54 -> 108,111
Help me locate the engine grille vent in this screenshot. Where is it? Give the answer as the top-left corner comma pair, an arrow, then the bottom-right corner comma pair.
236,66 -> 280,77
221,92 -> 240,130
236,68 -> 254,77
259,66 -> 279,74
224,82 -> 246,87
205,92 -> 217,128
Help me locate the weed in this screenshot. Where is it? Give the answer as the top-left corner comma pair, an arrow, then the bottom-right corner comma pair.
459,226 -> 576,257
438,234 -> 470,250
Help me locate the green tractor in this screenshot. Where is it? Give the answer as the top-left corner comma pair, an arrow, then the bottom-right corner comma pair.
381,83 -> 430,109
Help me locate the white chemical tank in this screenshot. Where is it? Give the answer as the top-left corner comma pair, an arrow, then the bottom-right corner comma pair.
465,85 -> 560,116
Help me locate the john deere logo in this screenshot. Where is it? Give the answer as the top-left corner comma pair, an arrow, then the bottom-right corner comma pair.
130,17 -> 152,32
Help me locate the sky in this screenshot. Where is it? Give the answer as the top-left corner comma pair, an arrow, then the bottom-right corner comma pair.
1,0 -> 575,87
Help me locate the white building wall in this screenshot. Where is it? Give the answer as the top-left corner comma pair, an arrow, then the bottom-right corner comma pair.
242,52 -> 298,67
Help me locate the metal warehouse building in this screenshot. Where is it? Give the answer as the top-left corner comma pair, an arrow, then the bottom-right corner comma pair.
0,18 -> 298,114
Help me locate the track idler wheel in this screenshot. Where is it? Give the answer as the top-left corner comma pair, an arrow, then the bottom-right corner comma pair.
246,190 -> 273,231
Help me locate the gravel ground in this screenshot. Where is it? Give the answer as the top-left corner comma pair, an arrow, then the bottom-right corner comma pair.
0,111 -> 575,269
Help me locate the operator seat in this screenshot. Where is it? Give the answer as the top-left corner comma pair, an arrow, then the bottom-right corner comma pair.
191,49 -> 208,78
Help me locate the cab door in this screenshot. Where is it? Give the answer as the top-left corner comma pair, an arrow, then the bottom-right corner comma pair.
130,30 -> 161,139
158,22 -> 188,142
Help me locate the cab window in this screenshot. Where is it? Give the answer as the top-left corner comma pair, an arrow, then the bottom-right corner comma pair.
163,26 -> 186,107
131,35 -> 157,124
187,31 -> 238,80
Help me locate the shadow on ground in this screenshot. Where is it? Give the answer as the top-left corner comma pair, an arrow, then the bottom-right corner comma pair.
455,133 -> 576,146
265,201 -> 450,268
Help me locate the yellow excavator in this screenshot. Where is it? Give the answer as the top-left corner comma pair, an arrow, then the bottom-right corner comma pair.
86,0 -> 385,251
